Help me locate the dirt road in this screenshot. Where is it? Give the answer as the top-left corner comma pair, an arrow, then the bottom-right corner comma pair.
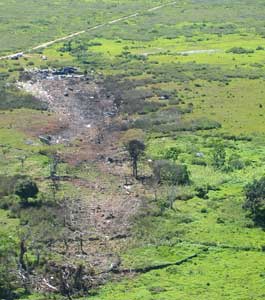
0,1 -> 177,60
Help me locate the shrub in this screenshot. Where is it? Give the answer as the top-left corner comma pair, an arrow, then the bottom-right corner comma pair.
163,147 -> 181,161
0,195 -> 18,210
244,177 -> 265,226
0,175 -> 27,198
195,184 -> 218,199
196,185 -> 209,199
0,234 -> 22,299
212,143 -> 226,169
226,47 -> 254,54
152,160 -> 190,185
0,84 -> 47,110
191,157 -> 207,166
138,102 -> 164,115
227,154 -> 245,171
14,178 -> 39,206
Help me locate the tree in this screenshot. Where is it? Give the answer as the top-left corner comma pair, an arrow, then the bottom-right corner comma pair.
151,161 -> 189,215
244,177 -> 265,226
58,197 -> 98,255
152,160 -> 190,185
212,143 -> 226,169
49,153 -> 61,199
14,177 -> 38,206
166,185 -> 178,211
127,139 -> 145,179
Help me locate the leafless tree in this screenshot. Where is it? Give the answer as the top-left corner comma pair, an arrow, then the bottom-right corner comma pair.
49,153 -> 61,199
59,197 -> 97,255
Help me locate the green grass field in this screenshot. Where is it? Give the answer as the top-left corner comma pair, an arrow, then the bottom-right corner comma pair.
0,0 -> 170,55
2,0 -> 265,299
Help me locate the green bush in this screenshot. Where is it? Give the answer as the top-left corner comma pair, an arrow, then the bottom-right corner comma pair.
226,47 -> 254,54
0,234 -> 21,300
163,147 -> 181,161
152,160 -> 190,185
212,143 -> 226,169
0,175 -> 26,198
244,177 -> 265,226
14,177 -> 39,206
227,154 -> 245,171
0,195 -> 18,210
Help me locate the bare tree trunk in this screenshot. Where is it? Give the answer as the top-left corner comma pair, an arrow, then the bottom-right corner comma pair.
74,264 -> 84,290
59,268 -> 73,300
132,159 -> 137,179
19,239 -> 27,271
79,236 -> 87,255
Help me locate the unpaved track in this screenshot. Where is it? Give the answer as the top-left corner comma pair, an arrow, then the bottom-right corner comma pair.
0,1 -> 177,60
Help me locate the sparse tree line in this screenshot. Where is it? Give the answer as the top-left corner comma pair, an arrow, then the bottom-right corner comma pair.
0,137 -> 264,299
126,138 -> 265,225
0,152 -> 100,300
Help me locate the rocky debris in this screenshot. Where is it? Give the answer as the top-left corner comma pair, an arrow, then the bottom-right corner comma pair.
16,68 -> 147,294
20,67 -> 80,81
39,135 -> 52,145
195,152 -> 204,157
17,72 -> 118,144
52,66 -> 77,76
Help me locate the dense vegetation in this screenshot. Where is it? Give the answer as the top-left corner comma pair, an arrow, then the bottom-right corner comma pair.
1,0 -> 265,299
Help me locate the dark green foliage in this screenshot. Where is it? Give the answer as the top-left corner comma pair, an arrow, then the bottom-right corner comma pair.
191,157 -> 207,166
152,160 -> 190,185
163,147 -> 181,161
196,185 -> 210,199
0,83 -> 47,110
155,118 -> 221,133
0,234 -> 22,300
127,139 -> 145,178
14,177 -> 39,204
227,154 -> 245,171
0,175 -> 25,198
212,143 -> 226,169
226,47 -> 255,54
134,115 -> 221,133
195,184 -> 218,199
102,76 -> 155,114
138,102 -> 165,115
0,175 -> 32,210
244,177 -> 265,226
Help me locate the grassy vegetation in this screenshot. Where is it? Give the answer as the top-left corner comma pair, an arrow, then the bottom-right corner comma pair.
0,0 -> 170,55
89,249 -> 265,300
1,0 -> 265,299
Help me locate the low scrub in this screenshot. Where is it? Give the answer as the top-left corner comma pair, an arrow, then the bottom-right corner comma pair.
226,47 -> 255,54
152,160 -> 190,185
0,84 -> 47,110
